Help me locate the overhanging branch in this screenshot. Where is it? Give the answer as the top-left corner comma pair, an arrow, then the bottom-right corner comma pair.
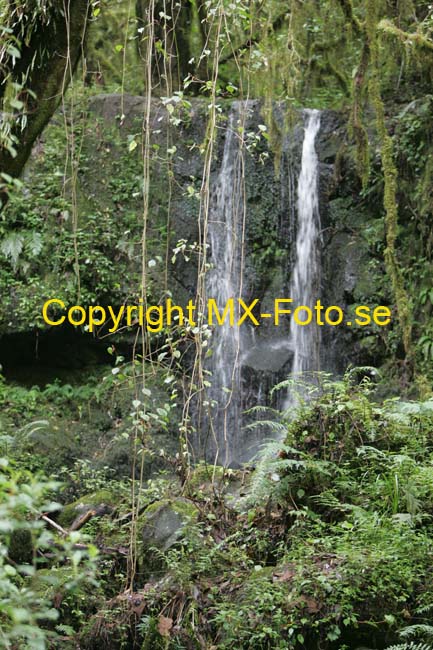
219,11 -> 289,66
0,0 -> 91,208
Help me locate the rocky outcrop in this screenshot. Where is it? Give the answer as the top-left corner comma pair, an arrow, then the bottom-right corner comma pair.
0,93 -> 387,465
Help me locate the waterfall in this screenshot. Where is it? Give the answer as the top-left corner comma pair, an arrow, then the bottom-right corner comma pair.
206,103 -> 244,465
288,109 -> 322,402
202,105 -> 322,463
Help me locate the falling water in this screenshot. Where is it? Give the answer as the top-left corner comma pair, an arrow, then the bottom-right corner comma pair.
203,105 -> 322,462
206,103 -> 244,465
288,109 -> 322,402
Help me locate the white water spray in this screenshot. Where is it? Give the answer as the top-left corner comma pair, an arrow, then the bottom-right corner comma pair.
204,106 -> 322,460
288,109 -> 322,402
206,104 -> 244,463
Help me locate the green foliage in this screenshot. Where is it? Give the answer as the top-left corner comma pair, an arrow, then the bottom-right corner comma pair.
65,374 -> 433,649
385,645 -> 433,650
0,111 -> 146,332
0,458 -> 99,649
2,0 -> 433,646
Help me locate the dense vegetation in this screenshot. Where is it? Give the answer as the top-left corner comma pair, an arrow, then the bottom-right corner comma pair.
1,1 -> 433,648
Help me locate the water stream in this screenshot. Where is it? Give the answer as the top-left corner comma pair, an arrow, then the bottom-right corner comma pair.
205,106 -> 322,463
287,109 -> 322,404
206,103 -> 245,465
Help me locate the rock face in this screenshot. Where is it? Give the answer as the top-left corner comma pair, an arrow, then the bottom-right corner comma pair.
141,500 -> 197,551
1,93 -> 386,467
142,504 -> 183,550
58,490 -> 115,529
140,498 -> 199,576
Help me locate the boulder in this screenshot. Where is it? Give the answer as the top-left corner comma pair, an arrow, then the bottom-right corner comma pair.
58,490 -> 115,529
140,498 -> 199,577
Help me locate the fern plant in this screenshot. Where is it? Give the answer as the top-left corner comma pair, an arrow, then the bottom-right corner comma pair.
0,230 -> 43,270
399,624 -> 433,642
386,641 -> 433,650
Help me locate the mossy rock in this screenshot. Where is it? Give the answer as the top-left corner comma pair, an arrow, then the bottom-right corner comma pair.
57,489 -> 115,529
139,498 -> 199,576
188,462 -> 227,487
32,565 -> 77,601
143,495 -> 198,517
185,462 -> 242,502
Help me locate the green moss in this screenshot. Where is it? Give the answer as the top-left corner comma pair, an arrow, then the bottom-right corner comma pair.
188,462 -> 227,487
31,564 -> 103,633
349,42 -> 370,188
171,498 -> 199,519
32,566 -> 76,600
419,152 -> 433,217
366,0 -> 413,358
141,497 -> 198,521
58,489 -> 115,529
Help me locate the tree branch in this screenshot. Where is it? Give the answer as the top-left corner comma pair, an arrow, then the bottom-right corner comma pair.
377,18 -> 433,52
219,11 -> 289,66
336,0 -> 362,35
0,0 -> 91,207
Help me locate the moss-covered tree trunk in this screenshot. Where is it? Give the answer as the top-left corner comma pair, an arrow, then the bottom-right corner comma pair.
338,0 -> 414,361
365,0 -> 413,359
0,0 -> 90,207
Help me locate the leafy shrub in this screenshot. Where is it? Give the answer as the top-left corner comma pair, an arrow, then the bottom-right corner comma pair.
0,458 -> 99,649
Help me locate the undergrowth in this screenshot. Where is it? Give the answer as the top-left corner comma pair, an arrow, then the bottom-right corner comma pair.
50,374 -> 433,649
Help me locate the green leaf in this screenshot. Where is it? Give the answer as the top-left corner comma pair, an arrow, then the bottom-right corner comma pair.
9,97 -> 24,110
6,44 -> 21,60
1,232 -> 24,269
26,231 -> 43,256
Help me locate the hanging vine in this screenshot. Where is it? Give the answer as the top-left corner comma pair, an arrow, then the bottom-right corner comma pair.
366,0 -> 413,358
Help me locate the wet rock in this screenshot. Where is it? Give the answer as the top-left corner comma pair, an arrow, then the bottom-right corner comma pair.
141,498 -> 198,553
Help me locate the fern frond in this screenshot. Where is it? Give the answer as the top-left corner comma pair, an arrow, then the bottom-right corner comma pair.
385,642 -> 433,650
240,442 -> 308,507
310,491 -> 353,512
255,441 -> 304,461
245,404 -> 280,416
19,420 -> 49,439
1,232 -> 24,268
243,420 -> 287,434
26,230 -> 43,256
400,625 -> 433,641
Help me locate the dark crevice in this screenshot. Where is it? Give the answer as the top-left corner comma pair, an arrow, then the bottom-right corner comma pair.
0,327 -> 112,386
